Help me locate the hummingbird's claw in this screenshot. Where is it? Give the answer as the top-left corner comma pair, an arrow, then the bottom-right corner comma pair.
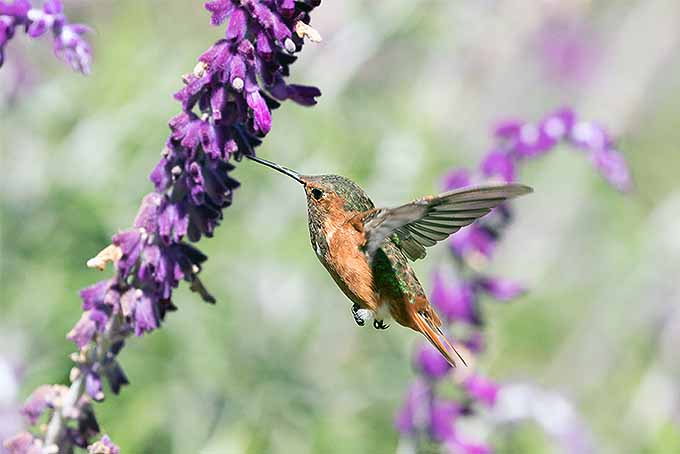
373,320 -> 389,330
352,303 -> 365,326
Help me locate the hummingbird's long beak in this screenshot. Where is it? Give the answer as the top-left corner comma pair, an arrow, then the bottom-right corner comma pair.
246,155 -> 305,185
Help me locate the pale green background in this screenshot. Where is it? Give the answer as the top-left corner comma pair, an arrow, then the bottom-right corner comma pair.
2,1 -> 680,453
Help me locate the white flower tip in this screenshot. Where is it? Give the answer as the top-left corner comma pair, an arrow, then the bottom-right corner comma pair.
193,61 -> 208,77
231,77 -> 244,91
86,244 -> 122,271
295,21 -> 322,43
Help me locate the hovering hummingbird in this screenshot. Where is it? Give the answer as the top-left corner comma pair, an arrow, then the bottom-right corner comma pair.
247,155 -> 532,367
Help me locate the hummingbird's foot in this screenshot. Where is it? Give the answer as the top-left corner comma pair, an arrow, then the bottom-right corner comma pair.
352,303 -> 374,327
373,319 -> 390,330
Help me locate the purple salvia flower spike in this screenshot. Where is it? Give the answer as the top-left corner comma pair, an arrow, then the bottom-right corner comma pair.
1,0 -> 92,73
9,1 -> 323,450
400,107 -> 629,452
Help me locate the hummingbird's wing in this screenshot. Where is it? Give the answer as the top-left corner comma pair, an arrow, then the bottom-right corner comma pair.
362,183 -> 532,261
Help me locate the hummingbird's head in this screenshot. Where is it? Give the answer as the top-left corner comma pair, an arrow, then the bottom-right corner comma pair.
247,156 -> 374,222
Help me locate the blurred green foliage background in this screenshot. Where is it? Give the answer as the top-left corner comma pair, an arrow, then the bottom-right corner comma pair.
2,1 -> 680,453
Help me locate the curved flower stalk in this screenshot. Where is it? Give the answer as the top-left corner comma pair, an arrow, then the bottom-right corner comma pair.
4,1 -> 322,452
0,0 -> 92,73
395,107 -> 631,453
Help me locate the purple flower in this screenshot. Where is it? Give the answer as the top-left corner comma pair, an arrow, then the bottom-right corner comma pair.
442,169 -> 472,191
535,16 -> 600,84
0,0 -> 92,73
399,107 -> 630,451
430,271 -> 479,325
20,385 -> 57,425
10,2 -> 323,451
463,331 -> 485,354
85,371 -> 104,402
414,342 -> 452,380
512,122 -> 557,157
87,435 -> 120,454
463,375 -> 499,408
450,224 -> 496,263
446,438 -> 491,454
541,107 -> 575,141
67,312 -> 97,349
480,150 -> 515,182
3,431 -> 43,454
429,399 -> 461,442
475,276 -> 525,301
569,121 -> 612,152
590,147 -> 632,192
494,119 -> 522,140
395,380 -> 430,435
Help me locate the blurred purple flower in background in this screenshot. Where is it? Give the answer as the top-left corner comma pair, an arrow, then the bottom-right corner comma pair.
396,107 -> 631,451
0,0 -> 92,73
4,1 -> 321,452
536,14 -> 601,85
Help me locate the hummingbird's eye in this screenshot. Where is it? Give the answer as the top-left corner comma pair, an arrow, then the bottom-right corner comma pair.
311,188 -> 324,201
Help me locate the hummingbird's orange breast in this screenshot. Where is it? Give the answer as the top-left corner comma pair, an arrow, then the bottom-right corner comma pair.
319,217 -> 380,312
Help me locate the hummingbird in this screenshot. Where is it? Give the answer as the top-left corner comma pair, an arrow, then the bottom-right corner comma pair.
247,155 -> 532,367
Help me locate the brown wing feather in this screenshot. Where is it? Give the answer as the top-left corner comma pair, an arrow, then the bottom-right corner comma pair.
362,183 -> 533,260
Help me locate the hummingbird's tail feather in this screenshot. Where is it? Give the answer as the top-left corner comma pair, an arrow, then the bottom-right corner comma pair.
412,309 -> 468,368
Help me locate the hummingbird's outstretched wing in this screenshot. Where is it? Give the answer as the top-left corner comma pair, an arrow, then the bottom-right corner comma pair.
362,183 -> 533,261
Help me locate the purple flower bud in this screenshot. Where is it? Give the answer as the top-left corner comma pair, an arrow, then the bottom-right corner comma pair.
476,276 -> 525,301
414,342 -> 452,380
590,147 -> 632,192
204,0 -> 235,26
102,361 -> 129,395
450,224 -> 496,262
226,8 -> 248,41
158,200 -> 189,245
480,150 -> 515,182
0,1 -> 31,16
133,192 -> 161,232
463,331 -> 486,354
446,438 -> 492,454
85,371 -> 104,401
463,375 -> 499,407
67,313 -> 97,348
430,271 -> 479,325
20,385 -> 56,425
133,293 -> 159,336
278,0 -> 295,18
395,380 -> 430,435
541,107 -> 575,141
493,119 -> 523,139
569,121 -> 611,151
26,9 -> 51,38
246,90 -> 272,134
54,23 -> 93,74
87,434 -> 120,454
285,84 -> 322,106
442,168 -> 472,191
80,280 -> 112,311
3,431 -> 43,454
513,122 -> 557,157
112,230 -> 144,277
429,399 -> 460,443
